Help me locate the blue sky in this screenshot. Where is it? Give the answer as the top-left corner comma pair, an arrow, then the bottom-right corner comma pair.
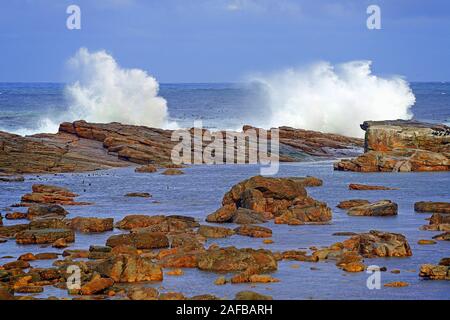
1,0 -> 449,82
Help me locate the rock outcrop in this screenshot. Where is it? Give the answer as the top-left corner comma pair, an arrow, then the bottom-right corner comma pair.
335,120 -> 450,172
1,120 -> 363,174
206,176 -> 332,225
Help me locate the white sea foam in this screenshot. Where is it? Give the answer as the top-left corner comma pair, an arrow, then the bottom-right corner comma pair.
249,61 -> 415,137
65,48 -> 175,129
4,48 -> 175,136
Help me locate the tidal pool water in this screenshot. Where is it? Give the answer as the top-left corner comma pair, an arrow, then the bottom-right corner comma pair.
0,161 -> 449,300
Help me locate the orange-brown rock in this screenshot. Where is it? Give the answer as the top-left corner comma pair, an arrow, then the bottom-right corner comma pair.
27,204 -> 68,220
5,212 -> 27,220
421,213 -> 450,231
95,254 -> 163,283
342,262 -> 366,272
21,184 -> 89,206
384,281 -> 409,287
414,201 -> 450,214
335,120 -> 450,172
197,246 -> 277,272
337,199 -> 370,209
343,230 -> 412,258
198,225 -> 234,238
135,165 -> 158,173
81,277 -> 114,295
1,120 -> 363,174
162,168 -> 184,175
3,260 -> 30,270
16,229 -> 75,245
348,184 -> 397,190
419,264 -> 449,280
115,215 -> 198,232
68,217 -> 114,233
234,225 -> 272,238
106,232 -> 169,249
209,176 -> 332,225
347,200 -> 398,216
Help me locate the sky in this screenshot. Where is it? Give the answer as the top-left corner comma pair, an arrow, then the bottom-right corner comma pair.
0,0 -> 449,83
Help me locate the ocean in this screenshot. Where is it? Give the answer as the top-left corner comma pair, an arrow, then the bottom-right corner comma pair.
0,82 -> 449,135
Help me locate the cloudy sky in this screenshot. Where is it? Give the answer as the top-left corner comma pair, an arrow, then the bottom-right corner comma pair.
1,0 -> 449,82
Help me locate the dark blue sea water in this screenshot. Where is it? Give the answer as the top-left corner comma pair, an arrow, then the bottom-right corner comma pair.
0,82 -> 449,134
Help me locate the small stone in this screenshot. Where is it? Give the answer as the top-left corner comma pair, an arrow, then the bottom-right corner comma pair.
418,239 -> 437,245
166,269 -> 184,276
384,281 -> 409,287
214,276 -> 227,285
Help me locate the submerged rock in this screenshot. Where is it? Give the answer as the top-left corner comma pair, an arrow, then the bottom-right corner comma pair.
162,168 -> 184,175
125,192 -> 152,198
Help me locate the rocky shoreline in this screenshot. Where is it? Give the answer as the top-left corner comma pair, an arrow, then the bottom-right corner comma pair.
0,120 -> 363,175
0,119 -> 449,300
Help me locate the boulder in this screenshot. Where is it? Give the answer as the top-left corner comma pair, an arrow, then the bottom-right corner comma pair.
206,204 -> 236,223
116,215 -> 198,232
415,201 -> 450,214
234,225 -> 272,238
347,200 -> 398,216
337,200 -> 370,209
81,277 -> 114,295
197,247 -> 277,273
27,205 -> 68,220
343,230 -> 412,258
198,225 -> 234,238
3,260 -> 30,270
16,229 -> 75,245
422,213 -> 450,231
419,264 -> 449,280
94,255 -> 163,282
106,232 -> 169,249
433,232 -> 450,241
274,197 -> 332,225
68,217 -> 114,233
